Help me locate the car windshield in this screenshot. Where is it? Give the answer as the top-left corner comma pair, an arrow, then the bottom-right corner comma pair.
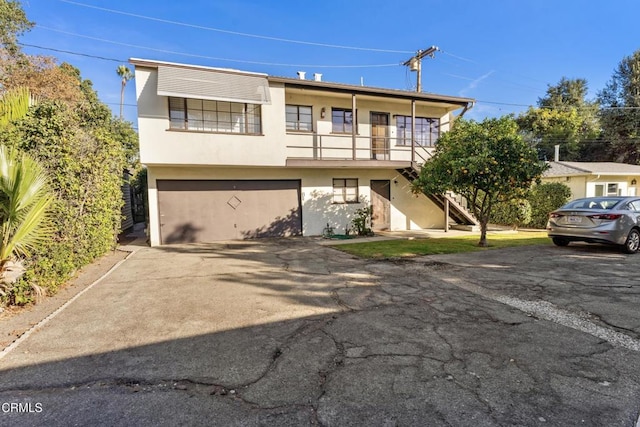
562,197 -> 624,210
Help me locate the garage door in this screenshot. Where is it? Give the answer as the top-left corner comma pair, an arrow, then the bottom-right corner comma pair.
157,180 -> 302,244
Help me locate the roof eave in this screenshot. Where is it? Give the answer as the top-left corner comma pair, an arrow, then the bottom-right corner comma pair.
268,76 -> 473,108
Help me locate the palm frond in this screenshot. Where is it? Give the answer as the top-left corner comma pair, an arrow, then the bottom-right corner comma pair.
0,87 -> 32,128
0,145 -> 53,273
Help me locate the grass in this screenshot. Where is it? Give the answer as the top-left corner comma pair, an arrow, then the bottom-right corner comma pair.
333,231 -> 550,259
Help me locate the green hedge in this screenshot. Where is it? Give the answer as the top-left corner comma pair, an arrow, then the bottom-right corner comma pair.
1,101 -> 126,305
491,182 -> 572,229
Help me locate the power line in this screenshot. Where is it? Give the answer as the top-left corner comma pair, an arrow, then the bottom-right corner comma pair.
35,26 -> 401,69
59,0 -> 412,54
19,42 -> 124,62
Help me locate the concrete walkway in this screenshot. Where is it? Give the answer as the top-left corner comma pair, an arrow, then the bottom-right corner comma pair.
1,238 -> 639,426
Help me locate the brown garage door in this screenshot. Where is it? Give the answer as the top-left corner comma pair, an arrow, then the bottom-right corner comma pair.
157,180 -> 302,244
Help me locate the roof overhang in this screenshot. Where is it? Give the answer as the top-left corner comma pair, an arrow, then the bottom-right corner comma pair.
269,76 -> 474,110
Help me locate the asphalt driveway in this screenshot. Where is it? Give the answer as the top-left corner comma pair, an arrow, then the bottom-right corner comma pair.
1,239 -> 640,426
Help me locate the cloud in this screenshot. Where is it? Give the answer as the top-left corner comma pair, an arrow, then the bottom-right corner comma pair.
458,70 -> 495,97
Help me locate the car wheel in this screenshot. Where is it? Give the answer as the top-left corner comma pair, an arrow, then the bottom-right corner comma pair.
552,237 -> 570,247
623,229 -> 640,254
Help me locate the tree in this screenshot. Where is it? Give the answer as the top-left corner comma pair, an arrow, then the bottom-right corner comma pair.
516,78 -> 599,161
0,145 -> 52,289
0,0 -> 32,55
413,116 -> 547,247
116,65 -> 133,119
598,49 -> 640,164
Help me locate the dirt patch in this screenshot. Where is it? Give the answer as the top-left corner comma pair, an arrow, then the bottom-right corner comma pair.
0,249 -> 131,350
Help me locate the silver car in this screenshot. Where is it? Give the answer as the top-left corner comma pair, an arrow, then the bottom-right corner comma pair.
547,196 -> 640,253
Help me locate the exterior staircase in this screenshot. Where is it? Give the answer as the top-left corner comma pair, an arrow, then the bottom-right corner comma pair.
397,165 -> 479,227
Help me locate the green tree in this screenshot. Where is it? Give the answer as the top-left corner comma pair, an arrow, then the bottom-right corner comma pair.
598,49 -> 640,164
116,65 -> 133,119
516,78 -> 599,161
0,0 -> 32,55
413,116 -> 547,246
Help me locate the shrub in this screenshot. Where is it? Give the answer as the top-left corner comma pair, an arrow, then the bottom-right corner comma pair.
1,101 -> 126,303
528,182 -> 572,229
490,182 -> 571,229
352,206 -> 373,236
491,198 -> 532,229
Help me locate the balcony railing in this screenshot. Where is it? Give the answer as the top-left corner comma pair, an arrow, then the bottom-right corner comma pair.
286,132 -> 434,164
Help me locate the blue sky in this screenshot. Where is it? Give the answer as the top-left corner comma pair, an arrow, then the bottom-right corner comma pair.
18,0 -> 640,125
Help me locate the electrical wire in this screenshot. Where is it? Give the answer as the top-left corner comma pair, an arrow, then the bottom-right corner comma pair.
35,26 -> 401,69
19,42 -> 124,62
58,0 -> 412,54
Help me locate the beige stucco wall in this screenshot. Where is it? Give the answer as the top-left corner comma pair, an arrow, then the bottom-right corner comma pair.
542,175 -> 639,199
134,66 -> 454,168
135,67 -> 288,167
146,166 -> 445,246
542,176 -> 588,199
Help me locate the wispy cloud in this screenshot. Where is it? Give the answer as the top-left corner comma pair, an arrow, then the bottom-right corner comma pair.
455,70 -> 495,97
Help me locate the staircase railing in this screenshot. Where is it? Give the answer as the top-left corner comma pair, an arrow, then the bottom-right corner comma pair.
396,164 -> 478,226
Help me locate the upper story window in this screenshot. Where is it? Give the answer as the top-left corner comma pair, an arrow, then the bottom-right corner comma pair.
396,116 -> 440,146
332,108 -> 353,133
169,97 -> 261,134
286,105 -> 312,131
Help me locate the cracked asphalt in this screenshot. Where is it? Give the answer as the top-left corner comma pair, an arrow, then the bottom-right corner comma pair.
1,239 -> 640,426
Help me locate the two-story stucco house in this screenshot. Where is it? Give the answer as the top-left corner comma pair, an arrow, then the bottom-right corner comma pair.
131,58 -> 476,246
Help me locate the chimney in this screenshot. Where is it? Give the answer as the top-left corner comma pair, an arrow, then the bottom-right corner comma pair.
554,144 -> 560,162
297,71 -> 306,80
313,73 -> 323,82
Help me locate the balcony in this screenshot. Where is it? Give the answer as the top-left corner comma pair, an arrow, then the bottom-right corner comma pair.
285,132 -> 434,168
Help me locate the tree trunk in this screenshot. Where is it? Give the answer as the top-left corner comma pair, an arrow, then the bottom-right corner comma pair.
478,217 -> 489,247
120,81 -> 125,119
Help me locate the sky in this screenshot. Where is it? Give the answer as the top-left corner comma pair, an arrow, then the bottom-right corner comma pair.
16,0 -> 640,126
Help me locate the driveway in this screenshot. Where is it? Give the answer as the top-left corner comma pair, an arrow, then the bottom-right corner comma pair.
1,239 -> 639,426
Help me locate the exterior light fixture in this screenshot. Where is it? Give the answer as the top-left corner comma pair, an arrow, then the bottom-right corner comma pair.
320,107 -> 326,119
632,179 -> 637,185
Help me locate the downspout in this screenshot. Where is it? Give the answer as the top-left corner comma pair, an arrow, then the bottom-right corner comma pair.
457,101 -> 475,119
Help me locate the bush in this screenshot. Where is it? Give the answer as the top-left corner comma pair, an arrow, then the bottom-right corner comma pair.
1,101 -> 126,303
528,182 -> 572,229
491,198 -> 532,229
490,182 -> 571,229
352,206 -> 373,236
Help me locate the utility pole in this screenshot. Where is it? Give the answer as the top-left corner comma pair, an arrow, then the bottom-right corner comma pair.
403,46 -> 439,92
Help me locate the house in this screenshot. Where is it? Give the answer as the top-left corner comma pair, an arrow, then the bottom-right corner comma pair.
543,161 -> 640,199
131,58 -> 476,246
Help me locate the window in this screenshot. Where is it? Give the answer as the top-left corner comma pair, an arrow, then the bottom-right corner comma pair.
285,105 -> 313,131
332,108 -> 353,133
169,97 -> 261,134
594,183 -> 621,197
333,178 -> 358,203
628,200 -> 640,211
396,116 -> 440,146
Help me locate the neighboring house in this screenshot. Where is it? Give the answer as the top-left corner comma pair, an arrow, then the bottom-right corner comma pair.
131,58 -> 476,246
543,161 -> 640,199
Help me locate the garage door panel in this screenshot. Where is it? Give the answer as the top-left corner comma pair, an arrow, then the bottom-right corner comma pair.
157,180 -> 301,244
238,189 -> 302,239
